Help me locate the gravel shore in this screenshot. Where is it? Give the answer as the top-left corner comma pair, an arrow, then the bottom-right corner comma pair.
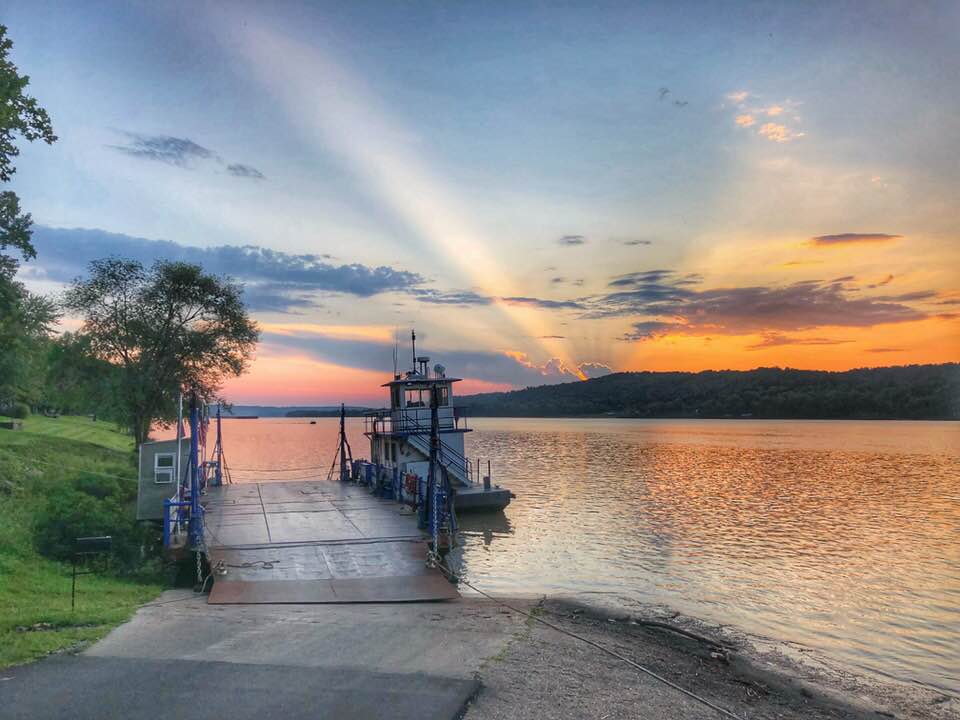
463,597 -> 959,720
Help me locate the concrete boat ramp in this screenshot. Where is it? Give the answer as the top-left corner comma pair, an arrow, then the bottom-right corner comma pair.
202,479 -> 458,604
2,479 -> 516,720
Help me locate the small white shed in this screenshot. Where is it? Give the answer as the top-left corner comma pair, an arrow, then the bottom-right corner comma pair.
137,438 -> 190,521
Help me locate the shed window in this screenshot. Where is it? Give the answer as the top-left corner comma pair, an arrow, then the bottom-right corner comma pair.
154,453 -> 174,484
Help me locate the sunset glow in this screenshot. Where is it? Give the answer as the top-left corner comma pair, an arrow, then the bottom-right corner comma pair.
8,2 -> 958,403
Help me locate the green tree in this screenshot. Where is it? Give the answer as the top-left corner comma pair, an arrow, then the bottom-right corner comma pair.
0,23 -> 57,288
64,258 -> 260,444
42,331 -> 125,419
0,24 -> 57,410
0,285 -> 57,408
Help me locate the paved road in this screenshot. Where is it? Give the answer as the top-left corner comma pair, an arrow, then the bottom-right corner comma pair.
1,591 -> 526,720
1,657 -> 478,720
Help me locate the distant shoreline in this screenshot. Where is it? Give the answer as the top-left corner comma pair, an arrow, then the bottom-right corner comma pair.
219,413 -> 957,421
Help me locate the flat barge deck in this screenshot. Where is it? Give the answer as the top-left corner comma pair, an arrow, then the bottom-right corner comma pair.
201,480 -> 458,604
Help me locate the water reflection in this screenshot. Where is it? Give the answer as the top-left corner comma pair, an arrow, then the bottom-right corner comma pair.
454,511 -> 513,549
157,417 -> 959,695
462,418 -> 960,696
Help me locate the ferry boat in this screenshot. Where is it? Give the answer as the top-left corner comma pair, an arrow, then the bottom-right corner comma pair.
363,340 -> 513,512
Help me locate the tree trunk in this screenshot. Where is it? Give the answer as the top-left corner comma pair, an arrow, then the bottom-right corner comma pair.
133,415 -> 151,446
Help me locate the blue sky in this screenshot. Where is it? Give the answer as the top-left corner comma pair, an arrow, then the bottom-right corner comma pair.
5,1 -> 959,402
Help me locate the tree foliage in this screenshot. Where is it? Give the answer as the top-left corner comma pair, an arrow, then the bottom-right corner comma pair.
63,258 -> 260,443
41,332 -> 125,420
34,471 -> 159,571
0,24 -> 57,409
0,282 -> 57,408
460,364 -> 960,420
0,23 -> 56,280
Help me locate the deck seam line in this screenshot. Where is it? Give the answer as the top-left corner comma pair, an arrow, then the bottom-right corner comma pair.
256,483 -> 273,543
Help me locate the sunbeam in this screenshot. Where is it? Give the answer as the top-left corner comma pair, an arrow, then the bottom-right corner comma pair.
227,19 -> 583,376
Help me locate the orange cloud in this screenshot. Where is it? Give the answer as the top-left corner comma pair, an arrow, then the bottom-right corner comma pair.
735,114 -> 756,127
758,122 -> 803,143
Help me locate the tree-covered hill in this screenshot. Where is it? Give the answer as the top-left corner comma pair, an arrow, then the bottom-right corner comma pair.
458,364 -> 960,420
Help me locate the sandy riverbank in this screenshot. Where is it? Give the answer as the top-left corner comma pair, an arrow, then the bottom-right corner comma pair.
463,597 -> 959,720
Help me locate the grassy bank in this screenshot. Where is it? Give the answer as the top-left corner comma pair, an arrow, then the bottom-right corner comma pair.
0,415 -> 163,667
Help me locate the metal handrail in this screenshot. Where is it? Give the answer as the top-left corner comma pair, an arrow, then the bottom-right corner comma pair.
364,407 -> 487,486
363,406 -> 469,433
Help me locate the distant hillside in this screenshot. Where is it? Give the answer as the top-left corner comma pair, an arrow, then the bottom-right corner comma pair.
458,364 -> 960,420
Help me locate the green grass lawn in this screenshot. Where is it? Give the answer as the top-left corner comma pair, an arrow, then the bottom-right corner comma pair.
0,414 -> 133,452
0,415 -> 164,667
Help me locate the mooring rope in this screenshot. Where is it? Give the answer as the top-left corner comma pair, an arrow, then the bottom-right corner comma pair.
431,558 -> 743,720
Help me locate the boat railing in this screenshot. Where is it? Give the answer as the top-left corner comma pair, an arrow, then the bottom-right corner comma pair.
363,406 -> 470,435
366,408 -> 483,485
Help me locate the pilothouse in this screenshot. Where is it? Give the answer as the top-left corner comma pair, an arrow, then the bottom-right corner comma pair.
364,332 -> 513,512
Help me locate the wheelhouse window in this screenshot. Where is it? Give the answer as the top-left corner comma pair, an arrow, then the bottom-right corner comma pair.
404,385 -> 450,407
405,388 -> 426,407
154,452 -> 174,484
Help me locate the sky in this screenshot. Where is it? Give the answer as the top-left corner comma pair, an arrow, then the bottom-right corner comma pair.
5,1 -> 959,404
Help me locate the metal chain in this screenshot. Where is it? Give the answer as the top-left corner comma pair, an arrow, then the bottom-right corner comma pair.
196,550 -> 202,584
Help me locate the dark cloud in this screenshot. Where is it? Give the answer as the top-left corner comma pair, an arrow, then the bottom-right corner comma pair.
608,269 -> 680,287
537,335 -> 566,339
239,283 -> 322,313
109,132 -> 217,167
621,239 -> 653,246
261,332 -> 605,387
558,235 -> 586,246
109,130 -> 264,181
589,270 -> 699,317
409,289 -> 587,311
501,296 -> 586,310
550,276 -> 565,284
746,333 -> 853,350
601,274 -> 931,340
620,321 -> 683,341
871,291 -> 938,302
810,233 -> 902,246
226,163 -> 265,180
411,289 -> 492,305
866,347 -> 905,353
867,274 -> 895,288
29,226 -> 423,313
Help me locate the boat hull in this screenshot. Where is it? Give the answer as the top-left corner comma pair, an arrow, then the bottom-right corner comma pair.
454,485 -> 513,512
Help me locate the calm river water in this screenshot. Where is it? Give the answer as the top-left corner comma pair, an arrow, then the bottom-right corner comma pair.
203,417 -> 959,695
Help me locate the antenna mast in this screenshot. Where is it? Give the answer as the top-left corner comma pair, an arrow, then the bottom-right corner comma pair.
393,327 -> 399,379
411,329 -> 417,372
